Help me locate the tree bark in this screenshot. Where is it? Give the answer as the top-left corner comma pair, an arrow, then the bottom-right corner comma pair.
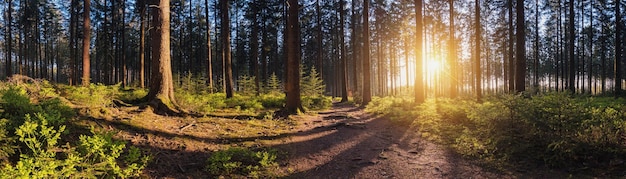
508,0 -> 514,92
82,0 -> 91,87
340,0 -> 349,102
362,0 -> 371,104
475,0 -> 481,100
205,0 -> 214,92
6,0 -> 12,78
567,0 -> 575,93
414,0 -> 425,103
284,0 -> 303,114
613,0 -> 622,98
514,0 -> 526,92
140,0 -> 146,88
221,0 -> 234,98
146,0 -> 184,115
449,0 -> 457,97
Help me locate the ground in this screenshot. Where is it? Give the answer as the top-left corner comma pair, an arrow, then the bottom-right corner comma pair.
80,102 -> 568,178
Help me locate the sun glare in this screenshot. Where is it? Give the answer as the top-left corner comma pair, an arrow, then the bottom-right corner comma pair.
425,58 -> 442,76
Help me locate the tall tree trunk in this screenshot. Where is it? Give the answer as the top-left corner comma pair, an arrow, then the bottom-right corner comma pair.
82,0 -> 91,86
514,0 -> 526,92
362,0 -> 371,104
508,0 -> 514,92
205,0 -> 213,92
601,11 -> 607,93
251,2 -> 260,96
140,0 -> 146,88
6,0 -> 12,78
475,0 -> 481,100
615,0 -> 622,96
415,0 -> 425,103
69,0 -> 77,85
146,0 -> 183,115
351,0 -> 358,95
567,0 -> 575,93
449,0 -> 457,97
340,0 -> 348,102
284,0 -> 303,114
534,0 -> 539,92
121,0 -> 127,87
587,0 -> 597,94
317,0 -> 323,81
221,0 -> 234,98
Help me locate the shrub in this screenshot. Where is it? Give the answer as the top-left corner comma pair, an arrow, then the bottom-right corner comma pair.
61,84 -> 119,108
258,93 -> 285,109
302,95 -> 332,111
205,147 -> 278,178
0,119 -> 15,164
0,114 -> 150,178
0,87 -> 73,128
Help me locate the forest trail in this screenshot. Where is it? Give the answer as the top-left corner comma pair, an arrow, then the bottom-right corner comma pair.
276,103 -> 508,178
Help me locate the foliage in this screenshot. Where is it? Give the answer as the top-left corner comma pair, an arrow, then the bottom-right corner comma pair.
238,75 -> 258,96
60,83 -> 120,108
301,67 -> 325,97
117,88 -> 148,102
266,73 -> 282,95
205,147 -> 278,178
0,87 -> 74,128
0,119 -> 15,164
365,93 -> 626,171
301,95 -> 332,111
0,114 -> 150,178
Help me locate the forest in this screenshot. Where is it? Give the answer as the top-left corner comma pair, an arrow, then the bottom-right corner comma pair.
0,0 -> 625,178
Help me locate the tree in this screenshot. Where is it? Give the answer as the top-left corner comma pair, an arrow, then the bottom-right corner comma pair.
414,0 -> 425,103
514,0 -> 526,92
449,0 -> 458,97
139,0 -> 147,88
221,0 -> 234,98
5,0 -> 13,78
145,0 -> 183,115
284,0 -> 304,114
508,0 -> 514,92
567,0 -> 575,93
613,0 -> 622,97
82,0 -> 91,87
340,0 -> 349,102
362,0 -> 372,105
205,0 -> 213,92
474,0 -> 481,100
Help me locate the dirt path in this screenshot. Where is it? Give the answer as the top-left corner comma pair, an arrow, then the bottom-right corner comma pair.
276,103 -> 508,178
94,103 -> 518,178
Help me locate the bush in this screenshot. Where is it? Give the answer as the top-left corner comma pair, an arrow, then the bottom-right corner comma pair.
0,87 -> 73,128
61,84 -> 119,108
0,114 -> 150,178
205,147 -> 278,178
302,95 -> 332,111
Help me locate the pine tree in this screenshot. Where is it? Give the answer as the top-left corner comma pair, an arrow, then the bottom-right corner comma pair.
302,67 -> 325,97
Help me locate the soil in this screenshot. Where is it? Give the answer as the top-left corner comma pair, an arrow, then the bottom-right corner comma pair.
84,102 -> 564,178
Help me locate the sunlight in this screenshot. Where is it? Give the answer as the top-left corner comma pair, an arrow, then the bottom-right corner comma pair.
425,58 -> 442,76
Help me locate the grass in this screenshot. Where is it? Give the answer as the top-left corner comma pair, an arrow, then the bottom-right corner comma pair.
366,93 -> 626,174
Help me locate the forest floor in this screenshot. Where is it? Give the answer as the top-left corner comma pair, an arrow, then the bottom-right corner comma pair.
79,102 -> 576,178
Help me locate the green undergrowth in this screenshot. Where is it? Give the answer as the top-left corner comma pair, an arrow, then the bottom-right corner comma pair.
175,70 -> 331,115
0,84 -> 150,178
205,147 -> 279,178
366,93 -> 626,173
